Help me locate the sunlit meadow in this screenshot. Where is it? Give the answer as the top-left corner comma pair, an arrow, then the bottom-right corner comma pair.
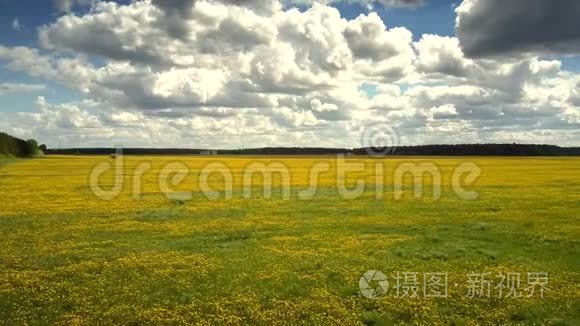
0,156 -> 578,324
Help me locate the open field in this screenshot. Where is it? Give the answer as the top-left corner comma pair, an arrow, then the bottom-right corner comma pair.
0,156 -> 579,324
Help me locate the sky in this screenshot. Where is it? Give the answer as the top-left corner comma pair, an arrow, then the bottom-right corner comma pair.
0,0 -> 579,149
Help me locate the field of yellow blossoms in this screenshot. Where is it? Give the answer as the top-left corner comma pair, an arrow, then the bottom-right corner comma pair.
0,156 -> 578,324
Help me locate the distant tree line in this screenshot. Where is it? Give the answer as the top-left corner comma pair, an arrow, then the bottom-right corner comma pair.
47,144 -> 580,156
353,144 -> 580,156
0,132 -> 45,157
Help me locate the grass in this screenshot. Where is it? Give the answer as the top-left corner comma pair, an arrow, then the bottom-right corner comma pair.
0,156 -> 17,166
0,156 -> 578,324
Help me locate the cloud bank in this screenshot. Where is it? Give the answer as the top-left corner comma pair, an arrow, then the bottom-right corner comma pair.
456,0 -> 580,57
0,0 -> 578,148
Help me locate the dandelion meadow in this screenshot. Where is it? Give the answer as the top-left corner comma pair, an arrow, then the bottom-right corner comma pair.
3,0 -> 580,324
0,155 -> 578,324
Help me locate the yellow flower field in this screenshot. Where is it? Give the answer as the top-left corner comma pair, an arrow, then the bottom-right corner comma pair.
0,156 -> 579,324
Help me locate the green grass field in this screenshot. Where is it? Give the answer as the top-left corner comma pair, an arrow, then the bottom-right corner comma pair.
0,156 -> 578,324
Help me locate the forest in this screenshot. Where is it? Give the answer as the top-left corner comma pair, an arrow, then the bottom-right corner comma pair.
0,132 -> 44,157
